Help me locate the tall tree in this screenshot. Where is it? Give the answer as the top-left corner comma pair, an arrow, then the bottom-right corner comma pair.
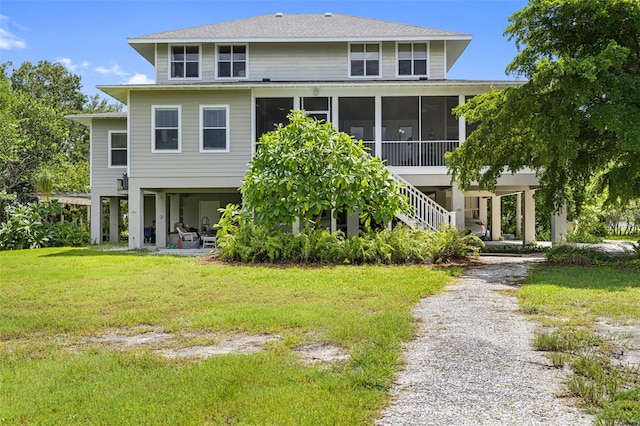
0,61 -> 121,200
446,0 -> 640,211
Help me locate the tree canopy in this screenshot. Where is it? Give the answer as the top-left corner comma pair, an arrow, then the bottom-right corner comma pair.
0,61 -> 121,208
241,110 -> 410,229
446,0 -> 640,210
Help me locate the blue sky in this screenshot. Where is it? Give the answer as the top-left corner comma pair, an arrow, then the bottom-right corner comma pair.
0,0 -> 528,100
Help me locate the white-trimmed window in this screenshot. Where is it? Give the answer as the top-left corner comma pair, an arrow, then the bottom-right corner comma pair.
169,45 -> 200,79
217,45 -> 247,78
152,106 -> 181,152
349,43 -> 380,77
200,105 -> 229,152
108,131 -> 127,167
397,43 -> 428,77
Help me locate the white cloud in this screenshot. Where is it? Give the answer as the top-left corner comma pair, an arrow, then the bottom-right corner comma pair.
94,64 -> 129,77
125,73 -> 154,84
0,15 -> 27,50
57,57 -> 80,72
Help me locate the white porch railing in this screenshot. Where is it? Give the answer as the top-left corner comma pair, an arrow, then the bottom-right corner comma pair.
390,171 -> 454,231
381,140 -> 459,167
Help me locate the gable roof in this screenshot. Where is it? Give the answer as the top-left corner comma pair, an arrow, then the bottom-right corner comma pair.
129,13 -> 471,64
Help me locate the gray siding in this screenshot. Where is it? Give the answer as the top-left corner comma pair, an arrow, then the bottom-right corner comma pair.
128,90 -> 252,180
153,41 -> 447,82
156,44 -> 168,84
380,41 -> 396,79
250,42 -> 348,80
91,118 -> 127,190
430,41 -> 445,79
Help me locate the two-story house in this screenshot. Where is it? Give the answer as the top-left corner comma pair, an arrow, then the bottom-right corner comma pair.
70,13 -> 547,249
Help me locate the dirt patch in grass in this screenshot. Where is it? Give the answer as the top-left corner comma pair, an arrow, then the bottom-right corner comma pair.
592,321 -> 640,367
78,328 -> 349,364
160,334 -> 280,359
293,343 -> 350,365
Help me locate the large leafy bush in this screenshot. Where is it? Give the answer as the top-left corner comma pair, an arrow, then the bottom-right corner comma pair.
0,202 -> 89,250
242,110 -> 410,229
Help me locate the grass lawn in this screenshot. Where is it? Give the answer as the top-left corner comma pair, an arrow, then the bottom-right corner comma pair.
519,265 -> 640,424
0,247 -> 455,425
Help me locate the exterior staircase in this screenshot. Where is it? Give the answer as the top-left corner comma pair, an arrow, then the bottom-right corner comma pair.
390,171 -> 455,231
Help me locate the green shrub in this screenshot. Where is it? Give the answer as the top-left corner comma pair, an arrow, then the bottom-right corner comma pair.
47,222 -> 90,247
567,229 -> 604,243
216,204 -> 483,265
546,244 -> 616,265
425,226 -> 484,264
0,203 -> 52,250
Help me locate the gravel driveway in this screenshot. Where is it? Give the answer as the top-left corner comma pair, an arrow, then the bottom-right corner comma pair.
377,255 -> 593,426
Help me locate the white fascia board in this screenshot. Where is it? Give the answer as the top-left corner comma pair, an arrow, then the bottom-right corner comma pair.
127,35 -> 472,44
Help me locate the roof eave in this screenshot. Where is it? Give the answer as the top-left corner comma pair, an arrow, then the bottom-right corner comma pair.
128,34 -> 472,44
98,79 -> 524,104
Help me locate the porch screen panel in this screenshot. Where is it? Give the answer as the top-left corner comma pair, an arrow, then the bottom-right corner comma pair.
421,96 -> 459,141
255,98 -> 293,140
338,97 -> 375,141
381,97 -> 419,141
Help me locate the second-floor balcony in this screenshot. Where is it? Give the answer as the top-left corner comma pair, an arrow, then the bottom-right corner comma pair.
362,140 -> 459,167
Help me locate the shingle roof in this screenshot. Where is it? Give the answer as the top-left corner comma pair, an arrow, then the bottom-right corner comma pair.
130,13 -> 470,42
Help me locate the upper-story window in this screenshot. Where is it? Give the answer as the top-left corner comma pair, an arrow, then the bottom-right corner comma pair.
109,131 -> 127,167
200,105 -> 229,152
349,43 -> 380,77
217,45 -> 247,78
152,106 -> 181,152
397,43 -> 428,77
170,45 -> 200,79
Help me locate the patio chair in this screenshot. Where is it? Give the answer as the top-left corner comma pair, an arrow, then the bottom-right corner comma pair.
176,225 -> 198,242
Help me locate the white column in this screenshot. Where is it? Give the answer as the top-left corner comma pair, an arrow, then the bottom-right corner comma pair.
155,192 -> 167,248
128,184 -> 144,249
515,192 -> 522,239
491,195 -> 502,241
523,189 -> 536,244
450,185 -> 465,229
479,197 -> 488,225
330,209 -> 337,233
108,197 -> 120,243
551,202 -> 567,244
458,94 -> 466,144
374,95 -> 382,158
90,194 -> 102,245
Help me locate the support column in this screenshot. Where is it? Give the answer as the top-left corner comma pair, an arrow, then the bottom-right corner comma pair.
155,192 -> 167,248
491,195 -> 502,241
450,185 -> 465,230
346,212 -> 359,237
515,192 -> 522,239
523,188 -> 536,244
108,197 -> 120,243
90,194 -> 103,245
128,184 -> 144,249
330,209 -> 337,233
374,95 -> 382,158
551,202 -> 567,245
479,197 -> 488,225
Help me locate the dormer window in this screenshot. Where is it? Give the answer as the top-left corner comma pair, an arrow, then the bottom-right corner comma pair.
170,45 -> 200,79
349,43 -> 380,77
217,45 -> 247,78
397,43 -> 428,77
